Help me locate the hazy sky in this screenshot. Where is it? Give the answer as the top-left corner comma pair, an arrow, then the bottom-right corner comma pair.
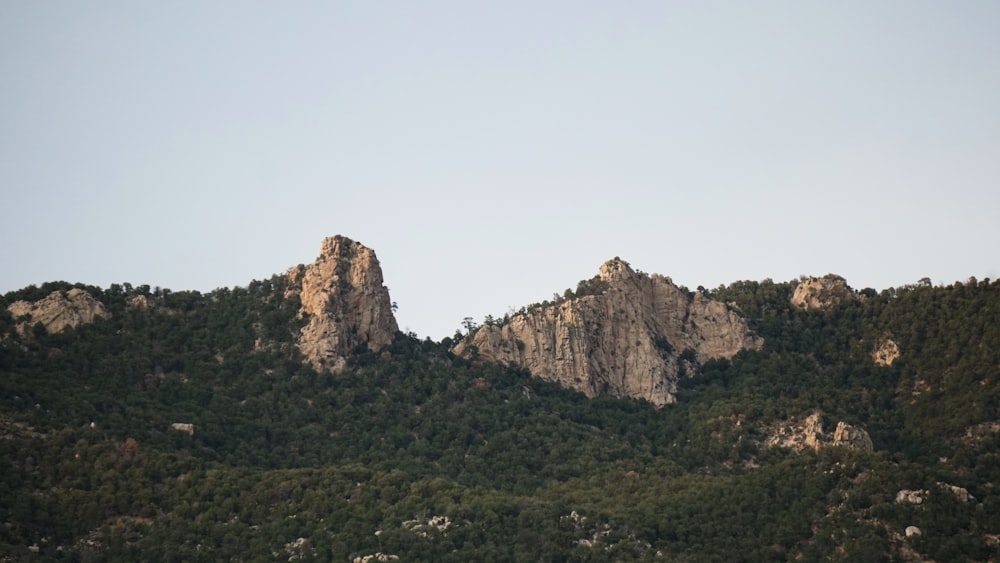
2,1 -> 998,339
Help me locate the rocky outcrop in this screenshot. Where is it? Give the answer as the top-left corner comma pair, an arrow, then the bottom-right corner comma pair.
767,412 -> 874,452
791,275 -> 857,310
452,258 -> 762,406
285,236 -> 398,372
832,421 -> 874,450
766,412 -> 827,452
873,338 -> 900,366
170,423 -> 195,435
7,288 -> 110,336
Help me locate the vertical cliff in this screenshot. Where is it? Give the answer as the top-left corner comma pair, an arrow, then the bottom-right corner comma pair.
453,258 -> 762,406
285,236 -> 398,371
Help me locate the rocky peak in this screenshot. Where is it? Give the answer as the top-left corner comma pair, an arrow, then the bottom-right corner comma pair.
598,257 -> 636,283
791,275 -> 857,310
7,288 -> 110,337
285,236 -> 398,372
453,259 -> 763,406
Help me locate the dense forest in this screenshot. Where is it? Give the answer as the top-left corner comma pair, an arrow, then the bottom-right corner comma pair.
1,274 -> 999,561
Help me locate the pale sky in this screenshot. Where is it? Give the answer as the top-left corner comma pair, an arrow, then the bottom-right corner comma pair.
2,1 -> 998,339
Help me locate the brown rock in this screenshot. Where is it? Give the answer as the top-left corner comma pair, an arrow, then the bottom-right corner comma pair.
873,338 -> 900,366
767,413 -> 874,452
832,421 -> 874,451
453,258 -> 762,406
7,288 -> 110,336
791,275 -> 857,310
767,412 -> 826,452
286,236 -> 398,372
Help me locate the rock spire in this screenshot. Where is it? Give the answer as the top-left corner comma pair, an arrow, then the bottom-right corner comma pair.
286,236 -> 398,371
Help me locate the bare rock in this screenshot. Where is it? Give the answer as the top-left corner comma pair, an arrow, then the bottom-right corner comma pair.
454,258 -> 762,406
938,482 -> 971,503
896,490 -> 927,505
767,413 -> 874,452
905,526 -> 922,538
873,338 -> 900,366
832,421 -> 874,451
7,288 -> 110,336
170,423 -> 194,435
286,236 -> 398,372
791,275 -> 857,310
766,412 -> 827,452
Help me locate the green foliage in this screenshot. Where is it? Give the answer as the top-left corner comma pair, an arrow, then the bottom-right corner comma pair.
1,276 -> 999,560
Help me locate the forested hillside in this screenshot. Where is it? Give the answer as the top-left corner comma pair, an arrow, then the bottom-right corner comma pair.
2,275 -> 999,561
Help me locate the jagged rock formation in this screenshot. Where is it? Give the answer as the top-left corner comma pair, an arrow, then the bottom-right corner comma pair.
767,412 -> 874,452
285,236 -> 398,372
7,288 -> 110,336
791,274 -> 857,310
873,338 -> 900,366
832,421 -> 874,450
453,258 -> 762,406
766,412 -> 827,452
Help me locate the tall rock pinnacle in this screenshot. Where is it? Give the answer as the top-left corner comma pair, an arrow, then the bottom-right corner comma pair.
286,236 -> 398,371
453,258 -> 762,406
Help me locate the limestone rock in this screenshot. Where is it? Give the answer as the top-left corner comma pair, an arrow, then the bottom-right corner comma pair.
767,413 -> 874,452
791,275 -> 857,310
896,490 -> 927,505
286,236 -> 398,372
873,338 -> 900,366
905,526 -> 922,538
766,412 -> 827,452
7,288 -> 110,336
170,423 -> 195,435
832,421 -> 874,451
453,258 -> 762,406
938,482 -> 971,503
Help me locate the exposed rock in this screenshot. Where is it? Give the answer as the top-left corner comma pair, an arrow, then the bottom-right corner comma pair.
963,420 -> 1000,444
873,338 -> 900,366
791,275 -> 857,310
286,236 -> 398,372
7,288 -> 110,336
938,482 -> 971,503
896,490 -> 927,505
127,294 -> 156,311
170,423 -> 195,435
353,554 -> 399,563
832,421 -> 874,451
766,412 -> 826,452
905,526 -> 922,538
767,412 -> 874,452
453,258 -> 762,406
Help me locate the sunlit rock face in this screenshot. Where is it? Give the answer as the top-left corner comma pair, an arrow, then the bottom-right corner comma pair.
791,275 -> 857,310
7,288 -> 110,336
286,236 -> 398,372
454,258 -> 763,406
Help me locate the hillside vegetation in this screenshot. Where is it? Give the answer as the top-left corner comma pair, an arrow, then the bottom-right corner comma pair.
2,275 -> 999,561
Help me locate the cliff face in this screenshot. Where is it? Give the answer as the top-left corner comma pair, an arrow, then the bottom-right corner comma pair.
7,288 -> 110,336
285,236 -> 398,372
453,258 -> 762,406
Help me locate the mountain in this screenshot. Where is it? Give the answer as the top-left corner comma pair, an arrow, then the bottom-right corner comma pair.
1,236 -> 998,561
453,257 -> 762,406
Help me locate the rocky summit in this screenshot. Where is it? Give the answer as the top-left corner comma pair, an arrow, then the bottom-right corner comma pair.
791,274 -> 858,310
453,257 -> 763,406
285,236 -> 398,372
7,288 -> 110,337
